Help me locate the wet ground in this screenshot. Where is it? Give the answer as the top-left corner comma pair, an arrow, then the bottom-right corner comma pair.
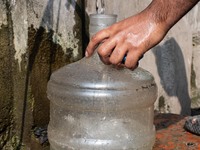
154,113 -> 200,150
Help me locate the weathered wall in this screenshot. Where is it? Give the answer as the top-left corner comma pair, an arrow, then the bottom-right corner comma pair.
0,0 -> 200,149
85,0 -> 200,115
186,4 -> 200,33
186,4 -> 200,109
0,0 -> 14,149
0,26 -> 13,148
186,4 -> 200,102
193,45 -> 200,89
0,0 -> 83,149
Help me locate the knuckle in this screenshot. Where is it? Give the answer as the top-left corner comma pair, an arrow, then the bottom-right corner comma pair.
100,57 -> 111,65
97,47 -> 107,57
109,57 -> 118,65
125,60 -> 138,70
125,64 -> 134,70
91,34 -> 99,43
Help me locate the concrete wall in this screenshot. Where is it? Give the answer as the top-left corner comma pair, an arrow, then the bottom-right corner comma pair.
0,0 -> 200,149
187,4 -> 200,91
0,0 -> 83,149
0,1 -> 13,148
85,0 -> 200,115
187,4 -> 200,109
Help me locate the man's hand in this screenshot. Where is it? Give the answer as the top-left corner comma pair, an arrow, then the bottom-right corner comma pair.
86,11 -> 166,70
85,0 -> 199,70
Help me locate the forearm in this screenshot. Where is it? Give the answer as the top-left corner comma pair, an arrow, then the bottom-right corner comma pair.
146,0 -> 199,31
86,0 -> 199,69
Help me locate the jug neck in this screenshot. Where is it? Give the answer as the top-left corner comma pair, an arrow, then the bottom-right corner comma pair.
87,14 -> 117,67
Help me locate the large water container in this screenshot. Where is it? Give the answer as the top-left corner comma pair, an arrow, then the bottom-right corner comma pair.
47,14 -> 157,150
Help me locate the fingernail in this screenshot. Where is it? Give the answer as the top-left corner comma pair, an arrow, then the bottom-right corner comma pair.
85,51 -> 88,57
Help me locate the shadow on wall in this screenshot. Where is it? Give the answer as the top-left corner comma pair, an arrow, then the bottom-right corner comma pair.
18,0 -> 58,149
152,37 -> 191,116
17,0 -> 86,149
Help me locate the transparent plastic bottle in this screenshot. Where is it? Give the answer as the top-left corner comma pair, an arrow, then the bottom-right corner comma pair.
47,14 -> 157,150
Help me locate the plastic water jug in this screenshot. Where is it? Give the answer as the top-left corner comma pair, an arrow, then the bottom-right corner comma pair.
47,14 -> 157,150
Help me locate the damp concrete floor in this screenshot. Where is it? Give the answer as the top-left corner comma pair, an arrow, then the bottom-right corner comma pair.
153,113 -> 200,150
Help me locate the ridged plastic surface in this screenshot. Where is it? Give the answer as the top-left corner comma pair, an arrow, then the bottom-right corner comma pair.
89,14 -> 117,37
47,14 -> 157,150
